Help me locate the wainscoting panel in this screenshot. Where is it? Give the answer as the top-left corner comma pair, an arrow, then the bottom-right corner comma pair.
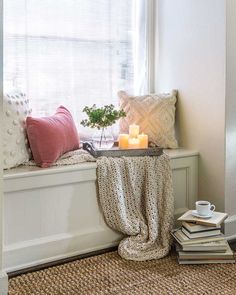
170,156 -> 198,219
3,149 -> 198,272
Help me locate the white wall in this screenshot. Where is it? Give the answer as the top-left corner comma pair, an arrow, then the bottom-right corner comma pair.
224,0 -> 236,236
155,0 -> 226,211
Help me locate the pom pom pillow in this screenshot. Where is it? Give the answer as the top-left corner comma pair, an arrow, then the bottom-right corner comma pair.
3,91 -> 31,169
119,90 -> 178,148
26,106 -> 80,168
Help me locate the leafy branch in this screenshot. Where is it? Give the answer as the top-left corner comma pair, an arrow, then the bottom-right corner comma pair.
81,104 -> 126,130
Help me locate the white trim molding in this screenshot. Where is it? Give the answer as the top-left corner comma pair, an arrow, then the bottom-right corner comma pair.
4,231 -> 121,272
147,0 -> 155,93
0,272 -> 8,295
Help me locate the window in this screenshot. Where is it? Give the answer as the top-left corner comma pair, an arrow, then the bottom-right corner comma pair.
4,0 -> 151,137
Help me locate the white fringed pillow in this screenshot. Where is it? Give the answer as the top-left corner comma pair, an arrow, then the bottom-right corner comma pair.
3,91 -> 32,169
119,90 -> 178,148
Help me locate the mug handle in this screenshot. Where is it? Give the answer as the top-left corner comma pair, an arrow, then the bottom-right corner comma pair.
210,204 -> 215,212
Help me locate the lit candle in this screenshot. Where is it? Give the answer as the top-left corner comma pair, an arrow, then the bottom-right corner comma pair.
128,137 -> 140,149
118,134 -> 129,149
138,133 -> 148,148
129,124 -> 139,138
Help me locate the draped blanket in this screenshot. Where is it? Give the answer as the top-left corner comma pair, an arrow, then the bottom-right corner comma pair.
97,154 -> 174,261
24,150 -> 174,261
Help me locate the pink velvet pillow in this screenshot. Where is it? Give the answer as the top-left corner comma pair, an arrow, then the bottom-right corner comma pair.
26,106 -> 80,168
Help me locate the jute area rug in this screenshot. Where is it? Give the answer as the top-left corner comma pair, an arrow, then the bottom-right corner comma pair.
9,251 -> 236,295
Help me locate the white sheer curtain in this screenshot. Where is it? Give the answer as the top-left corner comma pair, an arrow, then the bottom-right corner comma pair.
4,0 -> 149,137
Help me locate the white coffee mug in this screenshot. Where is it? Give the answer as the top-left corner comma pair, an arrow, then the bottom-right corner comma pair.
196,200 -> 215,216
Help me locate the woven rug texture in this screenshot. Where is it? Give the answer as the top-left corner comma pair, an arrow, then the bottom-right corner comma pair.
9,251 -> 236,295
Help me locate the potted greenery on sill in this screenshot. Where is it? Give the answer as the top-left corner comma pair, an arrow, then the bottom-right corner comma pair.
81,104 -> 126,149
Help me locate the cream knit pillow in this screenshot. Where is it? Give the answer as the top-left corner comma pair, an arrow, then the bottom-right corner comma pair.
119,90 -> 178,148
3,91 -> 32,169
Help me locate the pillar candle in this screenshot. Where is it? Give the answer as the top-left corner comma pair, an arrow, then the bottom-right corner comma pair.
128,138 -> 140,149
138,133 -> 148,148
118,134 -> 129,149
129,124 -> 139,138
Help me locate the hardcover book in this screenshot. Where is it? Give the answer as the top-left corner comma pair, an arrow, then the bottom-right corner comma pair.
178,210 -> 228,227
181,227 -> 221,239
171,229 -> 225,245
182,221 -> 221,233
178,243 -> 233,260
176,240 -> 228,252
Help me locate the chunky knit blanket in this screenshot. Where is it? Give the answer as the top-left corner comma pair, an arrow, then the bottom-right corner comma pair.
97,154 -> 174,261
23,149 -> 95,166
24,150 -> 174,261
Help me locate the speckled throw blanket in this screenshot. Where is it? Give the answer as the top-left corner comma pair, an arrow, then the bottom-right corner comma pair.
97,154 -> 174,261
24,150 -> 174,261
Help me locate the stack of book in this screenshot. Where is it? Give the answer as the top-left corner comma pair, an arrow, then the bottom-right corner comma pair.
172,210 -> 235,264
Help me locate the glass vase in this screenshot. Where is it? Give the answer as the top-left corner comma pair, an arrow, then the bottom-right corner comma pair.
92,127 -> 114,149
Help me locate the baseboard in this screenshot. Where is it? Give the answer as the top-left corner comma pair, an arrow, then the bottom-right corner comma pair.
8,246 -> 118,278
0,271 -> 8,295
4,228 -> 122,272
224,214 -> 236,238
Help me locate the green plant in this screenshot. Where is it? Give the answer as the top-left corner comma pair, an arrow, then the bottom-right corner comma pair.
81,104 -> 126,130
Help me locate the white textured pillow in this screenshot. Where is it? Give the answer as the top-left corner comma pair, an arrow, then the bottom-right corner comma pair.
3,91 -> 32,169
119,90 -> 178,148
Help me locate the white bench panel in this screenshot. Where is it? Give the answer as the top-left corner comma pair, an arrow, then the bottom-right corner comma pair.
3,149 -> 198,272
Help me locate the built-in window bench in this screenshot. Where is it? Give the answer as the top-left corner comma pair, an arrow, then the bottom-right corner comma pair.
3,149 -> 198,272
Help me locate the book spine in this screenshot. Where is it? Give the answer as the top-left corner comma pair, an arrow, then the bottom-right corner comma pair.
182,225 -> 221,234
183,236 -> 225,245
178,259 -> 235,265
178,254 -> 234,260
182,248 -> 227,252
179,260 -> 235,264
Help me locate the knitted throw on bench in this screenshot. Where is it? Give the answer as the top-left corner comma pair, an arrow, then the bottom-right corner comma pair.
97,153 -> 174,261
